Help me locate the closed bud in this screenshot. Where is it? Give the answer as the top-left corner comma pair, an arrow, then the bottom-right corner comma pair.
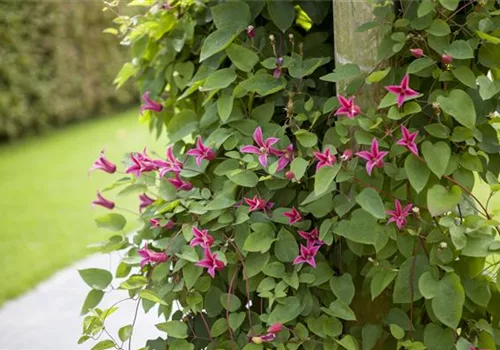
441,54 -> 453,65
285,171 -> 295,180
410,48 -> 424,58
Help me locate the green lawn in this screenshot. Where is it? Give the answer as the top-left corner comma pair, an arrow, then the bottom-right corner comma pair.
0,110 -> 165,306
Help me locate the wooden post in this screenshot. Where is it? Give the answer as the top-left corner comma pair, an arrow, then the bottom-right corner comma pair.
333,0 -> 386,107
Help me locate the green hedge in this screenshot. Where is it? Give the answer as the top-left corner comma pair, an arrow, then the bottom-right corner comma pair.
0,1 -> 136,139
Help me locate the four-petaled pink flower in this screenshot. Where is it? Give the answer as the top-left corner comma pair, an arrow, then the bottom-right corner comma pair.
190,226 -> 215,249
356,138 -> 389,176
397,125 -> 419,156
313,148 -> 336,170
126,149 -> 156,177
153,146 -> 183,178
196,249 -> 225,278
246,25 -> 255,39
283,207 -> 303,225
92,192 -> 115,210
244,196 -> 274,212
168,173 -> 193,191
89,150 -> 116,175
293,241 -> 321,268
186,137 -> 216,166
335,95 -> 361,119
410,48 -> 424,58
298,227 -> 323,245
150,218 -> 175,229
140,91 -> 163,114
385,74 -> 419,108
340,149 -> 352,162
137,246 -> 168,267
241,127 -> 279,167
139,193 -> 155,212
271,144 -> 294,172
386,199 -> 413,230
273,57 -> 283,78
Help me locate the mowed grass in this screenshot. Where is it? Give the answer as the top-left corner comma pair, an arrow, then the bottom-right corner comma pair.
0,110 -> 166,306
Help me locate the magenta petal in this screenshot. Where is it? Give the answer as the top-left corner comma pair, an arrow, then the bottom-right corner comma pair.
293,256 -> 305,265
356,151 -> 372,161
241,145 -> 261,154
258,154 -> 268,167
366,161 -> 376,176
265,137 -> 279,147
253,127 -> 264,147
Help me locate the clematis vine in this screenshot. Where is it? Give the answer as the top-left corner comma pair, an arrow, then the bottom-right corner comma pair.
335,95 -> 361,119
340,149 -> 352,162
283,207 -> 303,225
313,148 -> 336,170
244,196 -> 274,212
293,241 -> 321,268
385,74 -> 419,108
246,25 -> 255,39
410,48 -> 424,58
298,227 -> 323,245
273,57 -> 283,78
150,218 -> 175,229
387,199 -> 413,230
139,91 -> 163,114
241,127 -> 279,167
356,138 -> 388,176
397,125 -> 419,156
89,150 -> 116,175
92,192 -> 115,210
250,322 -> 283,344
271,144 -> 294,172
196,248 -> 225,278
190,227 -> 215,249
168,173 -> 193,191
126,149 -> 156,177
186,137 -> 216,166
137,246 -> 168,267
153,146 -> 183,177
139,193 -> 155,212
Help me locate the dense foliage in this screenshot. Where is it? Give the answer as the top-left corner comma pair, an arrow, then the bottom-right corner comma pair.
0,1 -> 135,140
82,1 -> 500,349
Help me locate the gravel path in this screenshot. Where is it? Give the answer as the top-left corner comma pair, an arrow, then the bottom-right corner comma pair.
0,252 -> 163,350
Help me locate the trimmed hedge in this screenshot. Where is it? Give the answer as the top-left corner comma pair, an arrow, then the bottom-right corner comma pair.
0,1 -> 136,139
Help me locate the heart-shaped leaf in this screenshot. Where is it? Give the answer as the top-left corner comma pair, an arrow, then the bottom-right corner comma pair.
427,185 -> 462,216
436,90 -> 476,130
422,141 -> 451,179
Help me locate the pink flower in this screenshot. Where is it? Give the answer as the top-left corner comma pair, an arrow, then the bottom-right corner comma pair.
271,144 -> 294,172
168,173 -> 193,191
298,227 -> 323,245
153,146 -> 183,177
137,246 -> 168,267
139,193 -> 155,212
410,48 -> 424,58
89,150 -> 116,175
186,137 -> 216,166
190,227 -> 215,249
441,54 -> 453,65
340,149 -> 352,162
267,323 -> 283,334
251,333 -> 276,344
241,127 -> 279,167
293,241 -> 321,268
283,207 -> 303,225
246,25 -> 255,39
92,192 -> 115,210
386,199 -> 413,230
140,91 -> 163,114
244,196 -> 274,212
125,149 -> 156,177
150,218 -> 175,229
397,125 -> 419,156
196,249 -> 225,278
335,95 -> 361,119
285,171 -> 295,180
385,74 -> 419,108
313,148 -> 336,170
356,138 -> 389,176
273,57 -> 283,79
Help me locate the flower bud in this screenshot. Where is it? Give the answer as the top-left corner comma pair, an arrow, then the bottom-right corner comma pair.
251,337 -> 263,344
246,25 -> 255,39
285,171 -> 295,180
267,323 -> 283,334
410,48 -> 424,58
441,54 -> 452,65
340,149 -> 352,162
269,34 -> 275,42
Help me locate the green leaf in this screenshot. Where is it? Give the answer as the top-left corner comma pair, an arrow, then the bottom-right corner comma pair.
251,102 -> 275,123
446,40 -> 474,59
81,289 -> 104,315
419,271 -> 439,299
220,293 -> 241,312
211,1 -> 250,29
167,109 -> 198,143
243,230 -> 275,253
333,209 -> 387,249
289,57 -> 331,78
226,44 -> 259,72
245,252 -> 270,278
366,68 -> 391,84
205,195 -> 236,210
362,324 -> 382,350
314,163 -> 340,196
201,69 -> 237,91
217,94 -> 234,122
404,154 -> 430,193
426,19 -> 451,36
200,26 -> 243,61
390,324 -> 405,340
477,30 -> 500,44
431,273 -> 465,329
229,312 -> 246,331
119,275 -> 148,289
477,75 -> 500,100
290,157 -> 309,180
156,320 -> 188,338
421,141 -> 451,179
439,0 -> 459,10
355,188 -> 386,219
418,0 -> 436,17
462,277 -> 491,308
320,64 -> 361,82
427,185 -> 462,217
407,57 -> 435,74
275,228 -> 299,262
227,169 -> 259,187
237,74 -> 287,96
337,335 -> 358,350
328,299 -> 356,321
371,267 -> 398,300
139,290 -> 167,305
118,325 -> 133,342
266,0 -> 295,32
452,66 -> 476,89
393,255 -> 429,303
79,268 -> 112,291
295,129 -> 318,147
267,296 -> 303,324
91,340 -> 115,350
424,323 -> 455,350
330,274 -> 355,304
424,123 -> 450,139
211,318 -> 228,337
94,213 -> 126,232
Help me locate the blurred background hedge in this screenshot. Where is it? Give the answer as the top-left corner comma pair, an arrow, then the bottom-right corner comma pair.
0,1 -> 136,140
